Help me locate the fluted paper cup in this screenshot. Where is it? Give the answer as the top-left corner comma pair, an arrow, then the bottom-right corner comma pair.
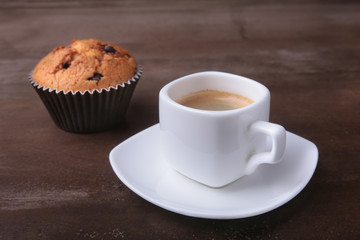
29,66 -> 142,133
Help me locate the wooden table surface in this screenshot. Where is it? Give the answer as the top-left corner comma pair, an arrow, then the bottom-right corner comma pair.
1,0 -> 359,239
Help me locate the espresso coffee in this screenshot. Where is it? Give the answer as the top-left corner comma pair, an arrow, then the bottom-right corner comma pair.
176,90 -> 253,111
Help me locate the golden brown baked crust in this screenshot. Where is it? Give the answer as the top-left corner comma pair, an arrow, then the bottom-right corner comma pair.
32,39 -> 137,93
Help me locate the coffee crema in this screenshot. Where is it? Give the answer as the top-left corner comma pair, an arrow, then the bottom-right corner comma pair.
176,90 -> 253,111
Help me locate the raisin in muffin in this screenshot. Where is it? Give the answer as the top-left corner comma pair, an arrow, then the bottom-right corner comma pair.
30,39 -> 142,133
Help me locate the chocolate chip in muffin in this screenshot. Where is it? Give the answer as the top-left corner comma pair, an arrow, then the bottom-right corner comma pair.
63,62 -> 70,69
103,45 -> 117,53
87,73 -> 103,81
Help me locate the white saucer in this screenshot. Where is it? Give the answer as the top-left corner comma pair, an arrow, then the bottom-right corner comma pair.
109,124 -> 318,219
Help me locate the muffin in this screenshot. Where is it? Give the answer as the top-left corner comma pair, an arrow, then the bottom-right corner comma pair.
29,39 -> 142,133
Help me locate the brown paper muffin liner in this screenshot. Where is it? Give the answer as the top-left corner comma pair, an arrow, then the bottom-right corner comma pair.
29,66 -> 142,133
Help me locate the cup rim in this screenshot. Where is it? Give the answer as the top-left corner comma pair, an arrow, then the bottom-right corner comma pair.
160,71 -> 270,115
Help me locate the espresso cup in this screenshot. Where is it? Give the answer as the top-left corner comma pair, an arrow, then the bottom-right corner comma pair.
159,71 -> 286,188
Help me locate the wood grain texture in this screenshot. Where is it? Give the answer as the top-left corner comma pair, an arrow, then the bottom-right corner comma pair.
1,0 -> 359,239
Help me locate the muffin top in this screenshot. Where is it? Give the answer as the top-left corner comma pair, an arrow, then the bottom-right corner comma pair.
32,39 -> 137,93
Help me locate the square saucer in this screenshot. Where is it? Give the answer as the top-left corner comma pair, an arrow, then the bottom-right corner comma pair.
109,124 -> 318,219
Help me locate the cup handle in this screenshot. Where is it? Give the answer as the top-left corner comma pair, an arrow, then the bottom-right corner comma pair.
244,121 -> 286,175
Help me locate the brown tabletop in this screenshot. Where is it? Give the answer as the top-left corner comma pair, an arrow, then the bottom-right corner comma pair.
1,0 -> 359,239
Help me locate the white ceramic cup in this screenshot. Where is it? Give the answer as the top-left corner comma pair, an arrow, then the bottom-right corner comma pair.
159,71 -> 286,188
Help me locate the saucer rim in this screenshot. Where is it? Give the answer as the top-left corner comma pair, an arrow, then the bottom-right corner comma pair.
109,124 -> 318,219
